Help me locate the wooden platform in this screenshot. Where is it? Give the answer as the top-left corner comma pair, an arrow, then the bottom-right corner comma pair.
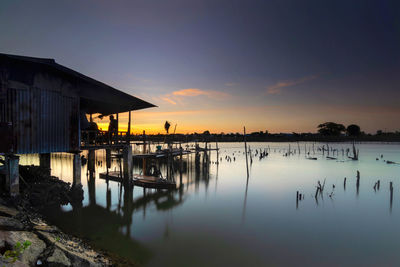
99,171 -> 124,182
99,172 -> 176,189
132,174 -> 176,189
132,149 -> 193,159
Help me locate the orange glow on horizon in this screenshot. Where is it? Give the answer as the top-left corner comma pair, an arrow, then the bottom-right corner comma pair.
88,102 -> 400,135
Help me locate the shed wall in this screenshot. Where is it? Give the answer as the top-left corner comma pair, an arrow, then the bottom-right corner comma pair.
5,87 -> 79,154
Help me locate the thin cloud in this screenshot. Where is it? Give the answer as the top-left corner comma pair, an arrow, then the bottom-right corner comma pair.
172,88 -> 230,98
267,75 -> 318,94
160,88 -> 230,105
161,97 -> 177,105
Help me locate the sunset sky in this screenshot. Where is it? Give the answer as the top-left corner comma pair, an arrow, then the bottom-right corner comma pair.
1,0 -> 399,134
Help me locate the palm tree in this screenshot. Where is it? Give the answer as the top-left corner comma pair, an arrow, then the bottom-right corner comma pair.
164,121 -> 171,134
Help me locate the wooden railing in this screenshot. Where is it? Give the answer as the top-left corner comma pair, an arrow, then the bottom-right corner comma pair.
81,130 -> 130,147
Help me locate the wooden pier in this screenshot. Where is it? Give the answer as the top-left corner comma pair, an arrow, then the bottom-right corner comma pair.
97,141 -> 218,190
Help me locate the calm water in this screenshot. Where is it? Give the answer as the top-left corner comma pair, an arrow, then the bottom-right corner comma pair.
20,142 -> 400,266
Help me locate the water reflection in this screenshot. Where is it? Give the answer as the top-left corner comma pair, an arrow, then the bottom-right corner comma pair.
31,147 -> 214,265
19,142 -> 400,266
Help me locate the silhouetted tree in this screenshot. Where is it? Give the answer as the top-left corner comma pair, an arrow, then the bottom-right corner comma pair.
346,124 -> 361,136
317,122 -> 345,136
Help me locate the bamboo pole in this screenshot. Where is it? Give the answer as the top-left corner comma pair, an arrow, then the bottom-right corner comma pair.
244,127 -> 249,178
127,111 -> 131,141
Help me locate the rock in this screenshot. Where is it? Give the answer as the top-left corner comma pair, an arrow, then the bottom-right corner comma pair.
0,258 -> 29,267
0,231 -> 46,266
33,224 -> 58,232
47,248 -> 71,266
38,231 -> 111,266
31,217 -> 58,232
0,216 -> 25,230
0,205 -> 19,217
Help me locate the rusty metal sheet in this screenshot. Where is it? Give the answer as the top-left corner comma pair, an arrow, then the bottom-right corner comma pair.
6,87 -> 79,154
0,122 -> 13,153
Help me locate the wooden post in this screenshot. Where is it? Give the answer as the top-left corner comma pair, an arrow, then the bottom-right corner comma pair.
73,153 -> 81,187
297,142 -> 300,155
39,153 -> 51,176
123,145 -> 132,182
5,155 -> 19,196
143,130 -> 147,175
179,146 -> 183,185
356,170 -> 360,195
356,171 -> 360,186
352,141 -> 358,160
244,126 -> 249,177
216,141 -> 219,165
116,113 -> 119,144
127,111 -> 131,140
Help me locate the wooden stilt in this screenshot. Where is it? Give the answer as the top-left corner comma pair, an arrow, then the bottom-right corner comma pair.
244,127 -> 249,178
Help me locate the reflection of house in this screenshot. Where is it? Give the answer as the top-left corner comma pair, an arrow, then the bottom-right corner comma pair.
0,53 -> 155,195
42,204 -> 152,265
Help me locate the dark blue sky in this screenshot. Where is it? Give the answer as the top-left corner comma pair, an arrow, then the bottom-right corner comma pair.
1,0 -> 399,133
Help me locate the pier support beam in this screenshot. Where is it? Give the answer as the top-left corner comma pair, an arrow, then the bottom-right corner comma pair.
72,153 -> 81,187
88,149 -> 96,173
5,155 -> 19,196
123,145 -> 132,182
39,153 -> 51,176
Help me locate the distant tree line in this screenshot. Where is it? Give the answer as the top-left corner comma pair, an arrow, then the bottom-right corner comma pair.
317,122 -> 361,136
131,122 -> 400,143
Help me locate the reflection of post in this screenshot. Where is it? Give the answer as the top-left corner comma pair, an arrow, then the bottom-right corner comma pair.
214,158 -> 219,194
106,149 -> 111,169
390,182 -> 393,213
5,155 -> 19,196
123,181 -> 133,236
241,172 -> 250,225
88,150 -> 95,173
106,183 -> 111,211
88,170 -> 96,206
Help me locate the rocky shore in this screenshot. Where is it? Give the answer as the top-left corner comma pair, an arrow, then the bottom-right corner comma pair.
0,165 -> 113,266
0,200 -> 112,266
